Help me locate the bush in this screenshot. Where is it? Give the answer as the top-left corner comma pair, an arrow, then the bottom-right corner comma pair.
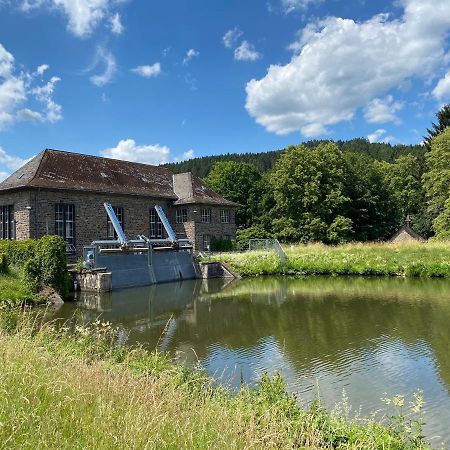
235,225 -> 272,251
0,236 -> 69,297
210,236 -> 233,252
0,254 -> 8,274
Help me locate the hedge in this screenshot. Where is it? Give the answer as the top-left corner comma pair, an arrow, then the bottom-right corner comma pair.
0,253 -> 8,274
0,236 -> 69,297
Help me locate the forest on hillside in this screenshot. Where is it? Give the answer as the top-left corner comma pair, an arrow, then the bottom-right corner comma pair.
166,139 -> 425,178
170,106 -> 450,249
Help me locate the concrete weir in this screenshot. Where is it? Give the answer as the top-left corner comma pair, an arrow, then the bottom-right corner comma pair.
72,203 -> 236,292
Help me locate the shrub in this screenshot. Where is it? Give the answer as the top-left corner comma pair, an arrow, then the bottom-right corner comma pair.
210,236 -> 233,252
235,225 -> 272,251
0,236 -> 69,297
0,253 -> 8,274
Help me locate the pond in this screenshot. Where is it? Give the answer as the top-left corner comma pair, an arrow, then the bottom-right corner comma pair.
51,276 -> 450,447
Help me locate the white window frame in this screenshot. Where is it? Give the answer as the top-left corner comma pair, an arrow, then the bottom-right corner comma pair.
201,208 -> 211,223
203,234 -> 211,251
220,209 -> 230,224
176,208 -> 188,224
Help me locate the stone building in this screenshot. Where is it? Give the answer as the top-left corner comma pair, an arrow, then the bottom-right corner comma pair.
0,149 -> 238,256
389,216 -> 426,243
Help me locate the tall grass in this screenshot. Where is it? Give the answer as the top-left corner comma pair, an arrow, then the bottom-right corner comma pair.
0,309 -> 430,449
0,270 -> 38,306
213,242 -> 450,278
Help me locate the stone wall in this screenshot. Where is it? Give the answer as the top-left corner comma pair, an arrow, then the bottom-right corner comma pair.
0,190 -> 33,240
0,188 -> 237,254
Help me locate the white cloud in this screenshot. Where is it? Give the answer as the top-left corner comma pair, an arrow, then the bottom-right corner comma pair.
234,41 -> 261,62
0,146 -> 29,170
100,139 -> 171,165
182,149 -> 194,159
367,129 -> 396,144
432,70 -> 450,100
246,0 -> 450,137
281,0 -> 321,13
18,0 -> 123,38
36,64 -> 49,76
88,46 -> 117,86
223,28 -> 243,48
0,171 -> 8,182
130,62 -> 161,78
364,96 -> 403,124
183,48 -> 199,65
0,43 -> 62,129
109,12 -> 123,35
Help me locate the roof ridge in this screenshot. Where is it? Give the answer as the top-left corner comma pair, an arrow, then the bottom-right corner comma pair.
30,149 -> 49,184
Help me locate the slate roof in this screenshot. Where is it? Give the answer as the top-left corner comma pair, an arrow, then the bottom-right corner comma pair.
0,149 -> 238,206
389,225 -> 426,243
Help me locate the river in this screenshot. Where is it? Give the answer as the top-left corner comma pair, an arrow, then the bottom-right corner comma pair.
50,276 -> 450,447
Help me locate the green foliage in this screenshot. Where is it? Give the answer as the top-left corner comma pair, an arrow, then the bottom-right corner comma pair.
213,242 -> 450,278
270,143 -> 352,243
0,253 -> 8,274
0,271 -> 38,307
0,236 -> 69,297
424,104 -> 450,150
423,127 -> 450,238
0,311 -> 431,449
210,236 -> 233,252
235,225 -> 272,251
204,161 -> 263,227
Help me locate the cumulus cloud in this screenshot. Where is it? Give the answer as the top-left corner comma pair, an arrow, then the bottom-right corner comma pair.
367,129 -> 395,144
364,96 -> 403,125
109,12 -> 123,35
0,43 -> 62,129
130,62 -> 161,78
100,139 -> 195,165
183,48 -> 199,65
222,28 -> 243,48
100,139 -> 171,165
18,0 -> 124,38
234,41 -> 261,61
246,0 -> 450,137
0,146 -> 29,170
88,46 -> 117,86
433,70 -> 450,100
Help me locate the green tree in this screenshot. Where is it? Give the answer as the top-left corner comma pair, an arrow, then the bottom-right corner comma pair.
204,161 -> 263,227
424,104 -> 450,150
375,154 -> 431,236
344,152 -> 398,241
269,142 -> 352,243
423,127 -> 450,238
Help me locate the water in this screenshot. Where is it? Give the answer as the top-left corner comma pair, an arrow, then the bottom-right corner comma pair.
51,276 -> 450,447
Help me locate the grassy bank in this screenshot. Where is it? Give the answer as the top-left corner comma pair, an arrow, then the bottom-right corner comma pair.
0,310 -> 429,449
212,242 -> 450,278
0,270 -> 39,306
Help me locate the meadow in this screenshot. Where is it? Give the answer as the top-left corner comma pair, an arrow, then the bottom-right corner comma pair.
0,309 -> 430,450
211,242 -> 450,278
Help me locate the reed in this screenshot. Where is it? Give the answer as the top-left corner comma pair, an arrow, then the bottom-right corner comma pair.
0,309 -> 430,449
213,242 -> 450,278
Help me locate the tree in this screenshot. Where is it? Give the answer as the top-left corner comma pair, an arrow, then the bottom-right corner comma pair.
343,152 -> 398,241
424,104 -> 450,150
269,142 -> 352,243
375,154 -> 431,236
204,161 -> 262,227
423,127 -> 450,238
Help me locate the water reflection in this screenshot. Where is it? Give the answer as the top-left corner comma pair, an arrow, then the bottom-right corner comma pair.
53,276 -> 450,447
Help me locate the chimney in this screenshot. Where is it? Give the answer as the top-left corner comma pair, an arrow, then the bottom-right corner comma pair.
173,173 -> 193,200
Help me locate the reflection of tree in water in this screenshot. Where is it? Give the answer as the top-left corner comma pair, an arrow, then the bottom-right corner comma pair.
54,276 -> 450,393
166,277 -> 450,392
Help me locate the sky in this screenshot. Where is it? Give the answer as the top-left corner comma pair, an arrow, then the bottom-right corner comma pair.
1,0 -> 450,180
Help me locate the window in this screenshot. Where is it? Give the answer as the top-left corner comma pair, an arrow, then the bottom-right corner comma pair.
149,207 -> 165,238
203,234 -> 211,251
55,204 -> 75,252
176,208 -> 188,224
107,206 -> 124,239
0,205 -> 14,240
220,209 -> 230,223
201,208 -> 211,223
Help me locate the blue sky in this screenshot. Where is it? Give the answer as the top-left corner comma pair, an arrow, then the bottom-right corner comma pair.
1,0 -> 450,179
